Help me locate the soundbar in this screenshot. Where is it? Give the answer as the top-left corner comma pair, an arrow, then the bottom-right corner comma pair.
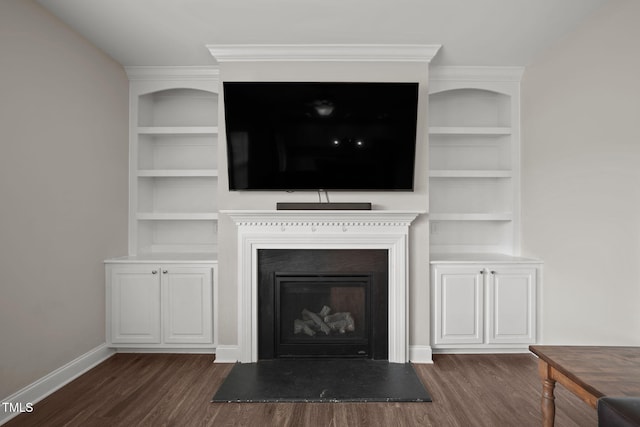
276,202 -> 372,211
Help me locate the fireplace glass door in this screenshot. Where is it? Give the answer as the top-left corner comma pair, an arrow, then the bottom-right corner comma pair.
274,274 -> 372,358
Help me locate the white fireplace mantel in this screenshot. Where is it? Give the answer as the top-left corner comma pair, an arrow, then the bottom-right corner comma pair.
221,209 -> 423,363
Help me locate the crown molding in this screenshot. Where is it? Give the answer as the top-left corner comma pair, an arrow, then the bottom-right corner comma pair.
207,44 -> 442,63
429,66 -> 524,82
124,66 -> 220,81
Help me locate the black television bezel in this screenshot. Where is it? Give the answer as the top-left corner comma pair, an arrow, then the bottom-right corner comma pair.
223,81 -> 419,192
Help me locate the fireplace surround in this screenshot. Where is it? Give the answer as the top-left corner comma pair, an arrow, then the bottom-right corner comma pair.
258,249 -> 389,359
222,210 -> 421,363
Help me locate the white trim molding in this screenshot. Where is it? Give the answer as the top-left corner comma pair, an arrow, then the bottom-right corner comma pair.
429,66 -> 524,82
207,44 -> 442,63
221,210 -> 422,364
214,345 -> 242,364
124,66 -> 220,81
431,347 -> 532,355
0,344 -> 114,426
114,348 -> 216,354
409,345 -> 434,364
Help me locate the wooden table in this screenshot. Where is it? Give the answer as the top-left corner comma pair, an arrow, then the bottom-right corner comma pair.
529,345 -> 640,427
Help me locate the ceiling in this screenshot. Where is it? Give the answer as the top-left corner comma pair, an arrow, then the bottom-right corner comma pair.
36,0 -> 612,67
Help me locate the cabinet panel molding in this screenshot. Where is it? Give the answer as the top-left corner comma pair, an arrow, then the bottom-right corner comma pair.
433,266 -> 484,345
488,267 -> 536,344
108,266 -> 161,344
163,266 -> 213,344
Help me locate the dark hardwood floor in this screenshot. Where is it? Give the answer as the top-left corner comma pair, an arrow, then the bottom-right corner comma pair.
5,353 -> 597,426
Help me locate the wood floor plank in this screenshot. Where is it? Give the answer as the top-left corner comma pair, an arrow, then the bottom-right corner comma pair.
4,353 -> 597,427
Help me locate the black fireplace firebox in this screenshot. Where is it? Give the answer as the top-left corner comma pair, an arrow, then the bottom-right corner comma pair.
258,249 -> 388,360
276,274 -> 371,358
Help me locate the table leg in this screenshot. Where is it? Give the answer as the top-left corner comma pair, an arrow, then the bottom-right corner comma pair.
542,377 -> 557,427
538,360 -> 556,427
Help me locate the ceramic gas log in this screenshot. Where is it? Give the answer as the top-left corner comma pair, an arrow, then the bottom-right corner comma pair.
293,306 -> 355,336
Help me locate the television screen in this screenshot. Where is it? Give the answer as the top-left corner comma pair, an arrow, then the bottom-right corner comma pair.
223,82 -> 419,191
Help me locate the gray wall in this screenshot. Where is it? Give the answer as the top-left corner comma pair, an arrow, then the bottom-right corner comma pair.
521,0 -> 640,345
0,0 -> 128,399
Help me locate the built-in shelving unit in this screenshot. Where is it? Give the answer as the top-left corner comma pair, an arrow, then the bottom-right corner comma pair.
428,67 -> 523,256
428,67 -> 543,353
126,67 -> 220,257
104,68 -> 220,353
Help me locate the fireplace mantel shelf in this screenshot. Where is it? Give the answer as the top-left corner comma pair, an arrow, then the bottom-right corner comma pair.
221,210 -> 424,227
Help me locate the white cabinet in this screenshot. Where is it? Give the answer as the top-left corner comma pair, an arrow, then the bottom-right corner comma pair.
106,261 -> 216,349
104,67 -> 219,352
431,258 -> 539,352
427,68 -> 541,353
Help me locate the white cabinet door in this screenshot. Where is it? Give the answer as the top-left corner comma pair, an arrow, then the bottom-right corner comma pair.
433,266 -> 485,345
162,266 -> 213,344
487,267 -> 536,344
108,266 -> 161,344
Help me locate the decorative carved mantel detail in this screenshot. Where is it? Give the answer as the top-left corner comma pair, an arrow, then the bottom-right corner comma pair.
227,210 -> 420,232
222,210 -> 422,363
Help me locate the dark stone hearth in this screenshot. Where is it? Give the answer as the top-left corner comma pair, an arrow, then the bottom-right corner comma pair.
211,359 -> 431,403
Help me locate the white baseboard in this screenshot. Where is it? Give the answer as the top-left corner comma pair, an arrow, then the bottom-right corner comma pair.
0,344 -> 115,426
214,345 -> 241,363
431,347 -> 531,355
115,347 -> 215,354
409,345 -> 433,364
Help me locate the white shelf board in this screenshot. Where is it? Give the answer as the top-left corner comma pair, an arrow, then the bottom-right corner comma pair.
137,126 -> 218,135
429,252 -> 542,264
430,244 -> 511,254
147,244 -> 218,254
137,169 -> 218,177
428,126 -> 511,135
137,213 -> 219,220
429,170 -> 512,178
105,253 -> 218,263
429,213 -> 513,221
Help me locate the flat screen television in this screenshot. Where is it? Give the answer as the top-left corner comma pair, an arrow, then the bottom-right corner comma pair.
223,82 -> 419,191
